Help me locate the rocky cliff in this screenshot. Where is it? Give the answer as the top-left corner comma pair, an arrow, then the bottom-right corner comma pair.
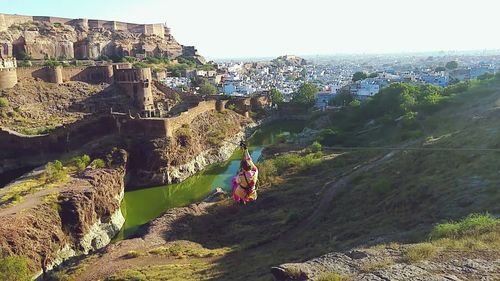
0,149 -> 128,279
0,13 -> 203,61
127,110 -> 251,187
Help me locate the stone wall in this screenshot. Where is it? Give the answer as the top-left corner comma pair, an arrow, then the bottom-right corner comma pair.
0,115 -> 116,158
0,67 -> 17,89
16,65 -> 114,84
166,100 -> 219,136
0,13 -> 166,37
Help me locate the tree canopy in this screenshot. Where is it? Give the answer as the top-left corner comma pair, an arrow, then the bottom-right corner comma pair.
199,81 -> 218,95
352,71 -> 368,82
293,82 -> 318,105
269,88 -> 284,105
445,61 -> 459,70
435,66 -> 446,72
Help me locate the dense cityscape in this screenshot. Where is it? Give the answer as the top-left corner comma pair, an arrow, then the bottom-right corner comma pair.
163,52 -> 500,111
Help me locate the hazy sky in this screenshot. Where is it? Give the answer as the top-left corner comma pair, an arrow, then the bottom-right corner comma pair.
1,0 -> 499,59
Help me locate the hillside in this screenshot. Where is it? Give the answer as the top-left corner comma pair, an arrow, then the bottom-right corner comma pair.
41,76 -> 500,280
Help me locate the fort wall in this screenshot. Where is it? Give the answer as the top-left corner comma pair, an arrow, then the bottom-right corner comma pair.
0,13 -> 166,37
16,65 -> 114,84
0,97 -> 241,162
0,68 -> 18,90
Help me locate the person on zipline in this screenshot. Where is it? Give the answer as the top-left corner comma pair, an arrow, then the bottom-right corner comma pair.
231,141 -> 258,204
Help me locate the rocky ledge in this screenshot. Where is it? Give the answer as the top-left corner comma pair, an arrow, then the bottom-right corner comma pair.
167,130 -> 245,183
271,245 -> 500,281
0,149 -> 128,279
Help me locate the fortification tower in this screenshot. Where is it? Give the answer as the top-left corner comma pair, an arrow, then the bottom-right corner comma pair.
0,57 -> 17,90
48,66 -> 63,84
114,67 -> 155,116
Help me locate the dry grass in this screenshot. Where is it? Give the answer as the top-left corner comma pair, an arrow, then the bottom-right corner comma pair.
122,250 -> 144,259
148,241 -> 231,259
317,272 -> 350,281
360,259 -> 394,273
105,260 -> 217,281
404,243 -> 438,263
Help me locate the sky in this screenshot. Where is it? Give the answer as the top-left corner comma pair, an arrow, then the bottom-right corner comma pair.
1,0 -> 499,59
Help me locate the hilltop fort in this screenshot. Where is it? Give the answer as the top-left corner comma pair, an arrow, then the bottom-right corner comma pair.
0,13 -> 204,62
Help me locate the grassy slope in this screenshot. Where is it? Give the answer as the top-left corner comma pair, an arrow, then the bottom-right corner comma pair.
63,80 -> 500,281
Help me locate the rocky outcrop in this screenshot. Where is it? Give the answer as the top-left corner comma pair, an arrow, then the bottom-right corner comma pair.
167,131 -> 244,183
0,149 -> 128,279
126,110 -> 251,187
271,246 -> 500,281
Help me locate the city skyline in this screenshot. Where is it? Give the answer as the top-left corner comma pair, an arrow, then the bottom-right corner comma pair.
1,0 -> 500,59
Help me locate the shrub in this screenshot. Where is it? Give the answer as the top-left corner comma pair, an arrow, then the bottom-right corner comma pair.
257,160 -> 278,186
404,243 -> 437,263
133,62 -> 148,69
0,97 -> 8,108
90,159 -> 106,169
123,251 -> 142,259
121,56 -> 137,63
43,59 -> 61,67
349,99 -> 361,108
72,154 -> 91,173
45,160 -> 67,183
430,213 -> 499,240
309,141 -> 322,152
0,255 -> 32,281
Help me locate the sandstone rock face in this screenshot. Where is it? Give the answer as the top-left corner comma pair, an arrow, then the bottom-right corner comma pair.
0,149 -> 128,278
271,247 -> 500,281
167,131 -> 245,183
0,15 -> 197,60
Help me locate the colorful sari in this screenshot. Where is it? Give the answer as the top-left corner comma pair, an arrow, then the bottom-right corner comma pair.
232,150 -> 258,203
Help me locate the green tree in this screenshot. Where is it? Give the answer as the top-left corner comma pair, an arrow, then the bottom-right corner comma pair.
191,77 -> 208,88
199,82 -> 217,95
445,61 -> 458,70
435,66 -> 446,72
331,90 -> 353,106
352,71 -> 368,82
269,88 -> 284,105
293,82 -> 318,105
45,160 -> 67,183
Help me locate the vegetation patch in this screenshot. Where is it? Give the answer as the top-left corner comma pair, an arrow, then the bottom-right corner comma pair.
123,250 -> 144,259
317,272 -> 349,281
430,213 -> 500,251
360,259 -> 394,273
0,255 -> 32,281
148,241 -> 231,259
105,260 -> 217,281
404,243 -> 437,263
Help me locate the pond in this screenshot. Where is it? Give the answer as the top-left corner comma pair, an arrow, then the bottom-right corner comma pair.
114,120 -> 306,240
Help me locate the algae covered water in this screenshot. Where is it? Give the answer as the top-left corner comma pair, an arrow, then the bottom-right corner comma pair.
115,121 -> 305,240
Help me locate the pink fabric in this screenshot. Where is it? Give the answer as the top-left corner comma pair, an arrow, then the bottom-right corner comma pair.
231,176 -> 241,202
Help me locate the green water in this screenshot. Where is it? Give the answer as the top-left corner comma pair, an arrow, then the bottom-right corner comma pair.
115,121 -> 305,240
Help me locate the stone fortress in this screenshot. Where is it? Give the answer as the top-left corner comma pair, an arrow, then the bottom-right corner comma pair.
0,13 -> 272,172
0,13 -> 205,61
